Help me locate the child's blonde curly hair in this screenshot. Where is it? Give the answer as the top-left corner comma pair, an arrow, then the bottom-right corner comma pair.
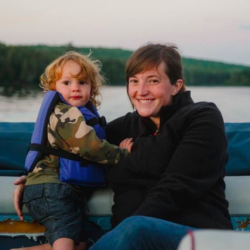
40,51 -> 105,107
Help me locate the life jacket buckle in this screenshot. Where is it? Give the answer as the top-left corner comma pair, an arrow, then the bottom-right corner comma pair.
99,116 -> 107,127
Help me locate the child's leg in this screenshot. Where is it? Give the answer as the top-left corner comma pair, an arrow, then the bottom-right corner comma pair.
53,238 -> 75,250
22,184 -> 89,250
10,241 -> 87,250
53,239 -> 88,250
23,184 -> 87,247
10,243 -> 52,250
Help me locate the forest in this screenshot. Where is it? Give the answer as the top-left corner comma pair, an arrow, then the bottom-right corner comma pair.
0,42 -> 249,96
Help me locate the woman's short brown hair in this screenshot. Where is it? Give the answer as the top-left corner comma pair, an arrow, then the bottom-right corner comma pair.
126,43 -> 186,93
40,51 -> 105,107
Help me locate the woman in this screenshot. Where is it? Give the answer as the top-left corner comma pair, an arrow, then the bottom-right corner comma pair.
13,43 -> 232,250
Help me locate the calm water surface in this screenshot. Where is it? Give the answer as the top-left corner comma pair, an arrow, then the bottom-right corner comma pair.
0,86 -> 250,123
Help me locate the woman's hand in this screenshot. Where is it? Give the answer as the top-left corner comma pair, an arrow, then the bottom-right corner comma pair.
119,138 -> 133,152
13,175 -> 27,221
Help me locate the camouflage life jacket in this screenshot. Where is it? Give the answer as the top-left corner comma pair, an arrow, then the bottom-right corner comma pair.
25,91 -> 107,186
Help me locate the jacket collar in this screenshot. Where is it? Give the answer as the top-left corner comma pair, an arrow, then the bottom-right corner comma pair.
159,91 -> 193,128
137,91 -> 194,135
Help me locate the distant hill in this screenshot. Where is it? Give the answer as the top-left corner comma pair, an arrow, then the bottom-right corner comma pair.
182,58 -> 247,86
0,42 -> 249,96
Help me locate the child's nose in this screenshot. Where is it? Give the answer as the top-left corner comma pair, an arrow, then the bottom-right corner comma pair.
72,82 -> 80,91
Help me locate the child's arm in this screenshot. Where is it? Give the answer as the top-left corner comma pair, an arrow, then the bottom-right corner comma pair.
48,103 -> 128,165
13,176 -> 26,221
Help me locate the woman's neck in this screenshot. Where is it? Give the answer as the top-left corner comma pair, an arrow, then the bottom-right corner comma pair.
149,117 -> 160,130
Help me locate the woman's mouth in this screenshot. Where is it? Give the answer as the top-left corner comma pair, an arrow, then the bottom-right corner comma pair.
138,99 -> 154,103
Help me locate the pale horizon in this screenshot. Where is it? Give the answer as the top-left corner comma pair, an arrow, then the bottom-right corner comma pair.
1,0 -> 250,66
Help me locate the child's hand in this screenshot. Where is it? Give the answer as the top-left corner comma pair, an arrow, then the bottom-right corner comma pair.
119,138 -> 133,152
13,175 -> 26,221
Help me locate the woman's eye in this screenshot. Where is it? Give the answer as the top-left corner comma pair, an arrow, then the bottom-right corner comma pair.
79,80 -> 85,85
149,79 -> 159,84
63,81 -> 70,85
129,79 -> 138,84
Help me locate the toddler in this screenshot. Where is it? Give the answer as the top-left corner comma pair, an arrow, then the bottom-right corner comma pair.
22,51 -> 131,250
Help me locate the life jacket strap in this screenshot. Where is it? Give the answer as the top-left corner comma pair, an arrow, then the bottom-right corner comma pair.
29,144 -> 92,167
87,116 -> 107,127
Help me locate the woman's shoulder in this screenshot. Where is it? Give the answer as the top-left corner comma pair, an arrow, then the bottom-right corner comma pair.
108,111 -> 138,127
180,100 -> 222,118
178,101 -> 225,133
184,99 -> 219,110
106,111 -> 138,144
171,101 -> 225,132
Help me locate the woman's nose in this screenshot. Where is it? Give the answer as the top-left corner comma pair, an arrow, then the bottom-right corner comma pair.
137,83 -> 148,95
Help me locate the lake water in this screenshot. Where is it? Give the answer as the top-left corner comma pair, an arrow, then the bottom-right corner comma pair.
0,86 -> 250,123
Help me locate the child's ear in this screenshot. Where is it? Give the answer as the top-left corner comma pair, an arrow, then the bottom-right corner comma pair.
51,83 -> 57,91
172,79 -> 183,96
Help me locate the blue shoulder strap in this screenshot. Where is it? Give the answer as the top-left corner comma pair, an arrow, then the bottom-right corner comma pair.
25,91 -> 60,172
25,91 -> 106,173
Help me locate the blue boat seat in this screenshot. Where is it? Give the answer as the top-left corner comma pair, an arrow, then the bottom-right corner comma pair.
225,123 -> 250,176
0,122 -> 34,176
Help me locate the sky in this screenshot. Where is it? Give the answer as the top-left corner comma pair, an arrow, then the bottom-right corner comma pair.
0,0 -> 250,66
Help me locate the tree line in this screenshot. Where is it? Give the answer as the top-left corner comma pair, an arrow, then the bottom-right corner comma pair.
0,42 -> 249,96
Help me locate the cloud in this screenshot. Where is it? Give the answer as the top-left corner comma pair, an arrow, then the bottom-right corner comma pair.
241,25 -> 250,30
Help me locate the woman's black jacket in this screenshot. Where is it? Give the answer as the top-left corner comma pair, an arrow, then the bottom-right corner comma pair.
106,91 -> 232,230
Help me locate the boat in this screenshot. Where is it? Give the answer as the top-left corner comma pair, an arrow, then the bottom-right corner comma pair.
1,122 -> 250,250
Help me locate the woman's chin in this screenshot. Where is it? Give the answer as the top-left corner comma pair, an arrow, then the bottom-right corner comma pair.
136,109 -> 158,118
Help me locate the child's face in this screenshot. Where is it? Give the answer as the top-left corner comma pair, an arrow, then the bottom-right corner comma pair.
56,60 -> 91,107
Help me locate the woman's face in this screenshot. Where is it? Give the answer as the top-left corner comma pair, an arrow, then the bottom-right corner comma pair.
128,62 -> 182,128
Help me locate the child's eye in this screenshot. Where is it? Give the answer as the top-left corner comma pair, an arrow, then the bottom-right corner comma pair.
79,80 -> 85,85
63,81 -> 70,85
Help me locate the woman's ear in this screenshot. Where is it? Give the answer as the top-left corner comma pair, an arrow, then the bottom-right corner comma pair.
172,79 -> 183,96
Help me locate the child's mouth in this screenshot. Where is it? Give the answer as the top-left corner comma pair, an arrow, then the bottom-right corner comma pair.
71,96 -> 82,100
